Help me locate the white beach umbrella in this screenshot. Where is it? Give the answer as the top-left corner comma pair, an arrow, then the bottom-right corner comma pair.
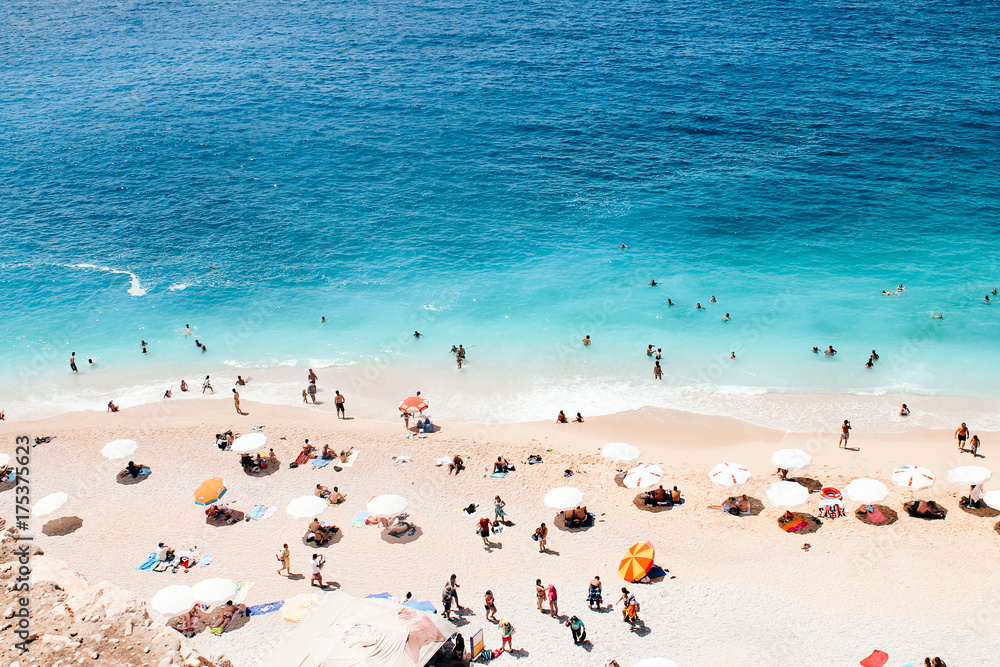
231,432 -> 267,454
632,659 -> 680,667
982,490 -> 1000,511
845,478 -> 889,504
367,494 -> 408,518
151,585 -> 196,616
623,464 -> 664,490
32,492 -> 68,517
286,495 -> 328,519
708,462 -> 751,488
602,442 -> 641,464
891,465 -> 935,490
0,453 -> 10,467
544,486 -> 584,511
947,466 -> 992,485
102,439 -> 138,460
770,449 -> 812,473
765,481 -> 810,510
191,578 -> 237,605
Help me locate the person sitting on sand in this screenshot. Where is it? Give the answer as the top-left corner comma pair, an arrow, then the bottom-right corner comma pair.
670,486 -> 683,504
125,461 -> 142,478
575,412 -> 584,422
178,605 -> 203,637
557,410 -> 568,423
494,456 -> 513,474
207,504 -> 236,524
448,455 -> 465,475
321,444 -> 335,460
301,441 -> 316,458
315,484 -> 331,499
173,545 -> 200,571
157,542 -> 174,561
328,486 -> 345,504
737,494 -> 750,513
910,500 -> 945,519
107,401 -> 119,412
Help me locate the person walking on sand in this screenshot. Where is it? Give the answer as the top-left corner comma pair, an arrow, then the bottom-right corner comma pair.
447,574 -> 463,610
484,590 -> 497,622
498,619 -> 514,652
70,352 -> 78,373
276,544 -> 293,576
566,615 -> 586,644
536,579 -> 548,613
956,422 -> 970,452
478,516 -> 493,547
334,390 -> 346,418
838,420 -> 851,448
233,389 -> 246,415
970,434 -> 981,457
202,375 -> 213,393
653,361 -> 662,379
535,523 -> 548,552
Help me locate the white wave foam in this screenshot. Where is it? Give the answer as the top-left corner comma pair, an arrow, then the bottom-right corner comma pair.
168,283 -> 191,291
72,263 -> 147,296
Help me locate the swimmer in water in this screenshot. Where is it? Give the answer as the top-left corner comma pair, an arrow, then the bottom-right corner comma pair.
620,243 -> 629,249
870,350 -> 879,362
321,316 -> 326,323
695,303 -> 704,309
882,290 -> 898,296
897,284 -> 905,293
141,340 -> 147,347
142,347 -> 148,354
710,296 -> 717,303
825,346 -> 836,356
184,324 -> 191,336
730,352 -> 735,360
180,380 -> 188,392
414,331 -> 422,338
649,279 -> 658,286
865,359 -> 873,369
88,358 -> 96,366
723,313 -> 730,321
812,347 -> 819,353
646,345 -> 654,356
986,295 -> 991,303
667,299 -> 675,306
933,313 -> 943,319
582,335 -> 591,346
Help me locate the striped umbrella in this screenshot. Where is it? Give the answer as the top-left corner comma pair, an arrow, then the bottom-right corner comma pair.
709,462 -> 751,488
281,592 -> 322,623
891,466 -> 934,490
399,396 -> 428,413
623,464 -> 664,490
194,478 -> 227,505
618,541 -> 655,582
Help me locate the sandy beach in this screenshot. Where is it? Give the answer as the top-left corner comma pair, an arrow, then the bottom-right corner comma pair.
3,397 -> 999,666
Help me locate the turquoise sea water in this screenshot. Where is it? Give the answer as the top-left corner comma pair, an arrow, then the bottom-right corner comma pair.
1,0 -> 998,428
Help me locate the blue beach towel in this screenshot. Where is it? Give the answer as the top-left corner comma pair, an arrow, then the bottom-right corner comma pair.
313,457 -> 334,468
248,601 -> 283,616
136,552 -> 157,570
490,472 -> 507,479
366,592 -> 393,599
647,565 -> 667,580
351,511 -> 370,527
248,504 -> 267,520
403,600 -> 437,614
197,553 -> 213,567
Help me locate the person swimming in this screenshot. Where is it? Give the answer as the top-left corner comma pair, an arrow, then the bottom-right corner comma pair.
825,346 -> 836,355
646,345 -> 654,356
723,313 -> 730,321
582,335 -> 591,346
649,279 -> 657,286
710,296 -> 717,303
695,303 -> 704,309
812,347 -> 819,353
667,299 -> 675,306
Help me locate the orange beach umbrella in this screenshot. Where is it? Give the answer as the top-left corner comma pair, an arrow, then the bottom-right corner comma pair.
618,541 -> 655,582
194,477 -> 227,505
399,396 -> 428,413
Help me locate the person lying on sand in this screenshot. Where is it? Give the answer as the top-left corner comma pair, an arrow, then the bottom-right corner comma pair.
339,447 -> 354,463
316,484 -> 331,499
210,601 -> 239,635
387,517 -> 415,537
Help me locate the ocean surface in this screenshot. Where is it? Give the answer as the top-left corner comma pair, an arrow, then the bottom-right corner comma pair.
1,0 -> 999,430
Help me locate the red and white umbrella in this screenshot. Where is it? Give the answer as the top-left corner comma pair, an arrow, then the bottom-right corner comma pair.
891,465 -> 934,490
709,462 -> 750,488
399,396 -> 428,413
623,464 -> 664,490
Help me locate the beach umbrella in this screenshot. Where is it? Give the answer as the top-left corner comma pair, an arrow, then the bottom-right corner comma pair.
191,579 -> 237,605
286,495 -> 328,519
399,396 -> 428,413
231,432 -> 267,454
194,478 -> 227,505
602,442 -> 641,464
770,449 -> 812,473
845,478 -> 889,504
982,490 -> 1000,511
101,439 -> 138,460
403,599 -> 437,614
281,592 -> 322,623
367,494 -> 408,518
709,462 -> 751,488
623,464 -> 664,490
891,465 -> 934,490
0,453 -> 10,466
151,585 -> 196,616
947,466 -> 992,485
543,486 -> 584,511
632,660 -> 680,667
618,541 -> 655,583
765,481 -> 810,510
32,492 -> 68,517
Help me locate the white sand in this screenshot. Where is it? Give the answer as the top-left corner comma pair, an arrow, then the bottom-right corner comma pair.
4,400 -> 999,666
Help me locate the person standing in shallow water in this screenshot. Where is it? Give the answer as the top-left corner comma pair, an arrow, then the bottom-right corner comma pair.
653,361 -> 662,379
70,352 -> 78,373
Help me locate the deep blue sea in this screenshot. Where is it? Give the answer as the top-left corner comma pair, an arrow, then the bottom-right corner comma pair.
2,0 -> 999,428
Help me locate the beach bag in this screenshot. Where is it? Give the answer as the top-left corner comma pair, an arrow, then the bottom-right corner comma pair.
531,532 -> 539,541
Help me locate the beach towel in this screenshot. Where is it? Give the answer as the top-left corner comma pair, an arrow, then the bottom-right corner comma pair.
247,601 -> 283,616
859,649 -> 889,667
312,457 -> 333,468
392,455 -> 411,463
197,553 -> 213,567
351,511 -> 370,527
646,565 -> 667,581
152,560 -> 170,572
136,553 -> 158,571
436,457 -> 451,466
262,506 -> 278,520
294,451 -> 310,466
866,506 -> 887,524
781,518 -> 808,533
248,504 -> 267,520
339,450 -> 360,468
490,472 -> 507,479
233,581 -> 254,605
139,467 -> 151,475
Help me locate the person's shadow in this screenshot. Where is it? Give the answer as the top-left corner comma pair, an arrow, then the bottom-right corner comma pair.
541,548 -> 561,556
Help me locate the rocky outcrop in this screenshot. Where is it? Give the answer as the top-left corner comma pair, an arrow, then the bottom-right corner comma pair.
0,518 -> 231,667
